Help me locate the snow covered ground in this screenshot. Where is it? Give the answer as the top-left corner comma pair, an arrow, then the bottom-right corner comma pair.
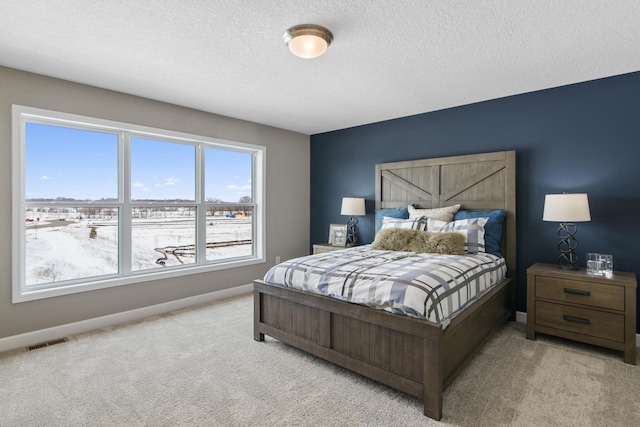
25,216 -> 252,286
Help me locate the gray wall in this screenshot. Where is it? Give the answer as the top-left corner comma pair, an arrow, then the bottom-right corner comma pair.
0,66 -> 310,339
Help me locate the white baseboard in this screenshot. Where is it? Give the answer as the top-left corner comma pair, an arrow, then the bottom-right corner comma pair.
0,284 -> 253,353
515,310 -> 640,348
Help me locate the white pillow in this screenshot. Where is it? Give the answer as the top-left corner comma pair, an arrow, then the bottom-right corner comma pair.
380,216 -> 428,231
428,217 -> 488,253
408,204 -> 461,222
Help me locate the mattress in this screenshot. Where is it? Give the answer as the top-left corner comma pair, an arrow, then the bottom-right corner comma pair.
263,245 -> 507,328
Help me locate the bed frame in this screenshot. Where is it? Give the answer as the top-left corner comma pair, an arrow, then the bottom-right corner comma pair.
254,150 -> 516,420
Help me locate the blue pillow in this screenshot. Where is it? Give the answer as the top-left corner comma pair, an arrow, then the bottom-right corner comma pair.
453,210 -> 506,257
375,205 -> 411,233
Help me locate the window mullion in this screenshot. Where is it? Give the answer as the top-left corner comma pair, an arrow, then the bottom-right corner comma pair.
251,152 -> 257,256
253,150 -> 263,259
121,131 -> 132,275
196,144 -> 206,264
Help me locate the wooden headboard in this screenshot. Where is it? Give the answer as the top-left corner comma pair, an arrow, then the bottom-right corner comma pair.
375,150 -> 516,275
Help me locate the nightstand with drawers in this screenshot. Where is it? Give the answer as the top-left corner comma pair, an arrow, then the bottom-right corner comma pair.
526,263 -> 637,364
312,243 -> 346,254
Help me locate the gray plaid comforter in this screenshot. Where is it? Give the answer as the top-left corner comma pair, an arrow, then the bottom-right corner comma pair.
264,245 -> 506,328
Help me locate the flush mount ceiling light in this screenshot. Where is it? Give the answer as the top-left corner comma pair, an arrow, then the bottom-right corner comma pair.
283,24 -> 333,59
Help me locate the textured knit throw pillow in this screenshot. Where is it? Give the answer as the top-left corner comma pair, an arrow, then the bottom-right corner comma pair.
371,228 -> 465,255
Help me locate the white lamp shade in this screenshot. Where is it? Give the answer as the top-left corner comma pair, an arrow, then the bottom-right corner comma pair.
340,197 -> 366,216
543,193 -> 591,222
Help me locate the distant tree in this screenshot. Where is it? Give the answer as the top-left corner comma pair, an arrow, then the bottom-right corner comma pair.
238,196 -> 252,216
81,207 -> 100,219
103,208 -> 117,219
206,198 -> 225,216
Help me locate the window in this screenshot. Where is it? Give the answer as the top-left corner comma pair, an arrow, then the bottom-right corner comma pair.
12,105 -> 265,302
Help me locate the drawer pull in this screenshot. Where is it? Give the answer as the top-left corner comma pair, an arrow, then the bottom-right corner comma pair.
563,288 -> 591,297
563,315 -> 590,325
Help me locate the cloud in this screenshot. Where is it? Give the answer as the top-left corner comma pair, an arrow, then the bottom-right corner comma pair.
241,185 -> 251,190
41,175 -> 52,180
155,177 -> 182,188
133,182 -> 145,188
227,184 -> 239,190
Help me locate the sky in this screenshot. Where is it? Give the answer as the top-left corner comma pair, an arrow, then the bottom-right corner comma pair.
25,123 -> 252,203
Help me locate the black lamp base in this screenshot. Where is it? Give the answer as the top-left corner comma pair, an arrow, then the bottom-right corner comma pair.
346,217 -> 358,246
556,222 -> 579,270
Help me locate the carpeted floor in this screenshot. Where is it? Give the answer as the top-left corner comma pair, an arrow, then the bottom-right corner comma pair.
1,293 -> 638,426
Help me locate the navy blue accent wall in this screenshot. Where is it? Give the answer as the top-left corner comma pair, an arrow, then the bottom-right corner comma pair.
311,71 -> 640,332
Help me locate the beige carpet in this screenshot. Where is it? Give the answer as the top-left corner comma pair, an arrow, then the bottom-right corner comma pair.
1,293 -> 638,426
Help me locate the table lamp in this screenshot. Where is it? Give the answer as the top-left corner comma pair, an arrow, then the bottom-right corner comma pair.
543,193 -> 591,270
340,197 -> 366,246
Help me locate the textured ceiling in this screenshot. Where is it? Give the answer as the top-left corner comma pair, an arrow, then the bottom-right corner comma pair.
1,1 -> 639,135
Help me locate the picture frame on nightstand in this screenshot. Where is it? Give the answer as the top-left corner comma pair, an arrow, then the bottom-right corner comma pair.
328,223 -> 347,246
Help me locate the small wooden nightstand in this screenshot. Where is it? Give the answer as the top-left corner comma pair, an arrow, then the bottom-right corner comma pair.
312,244 -> 345,254
526,263 -> 637,364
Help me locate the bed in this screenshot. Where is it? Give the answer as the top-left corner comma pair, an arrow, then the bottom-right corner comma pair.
253,150 -> 516,420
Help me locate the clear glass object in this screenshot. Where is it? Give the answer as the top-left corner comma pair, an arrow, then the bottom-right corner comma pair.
601,254 -> 614,277
586,253 -> 613,277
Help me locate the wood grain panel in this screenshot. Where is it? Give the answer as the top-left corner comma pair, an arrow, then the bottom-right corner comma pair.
389,333 -> 412,378
261,294 -> 323,344
331,313 -> 351,354
380,169 -> 433,203
349,318 -> 371,362
442,278 -> 512,384
535,276 -> 624,311
390,332 -> 424,381
535,300 -> 624,342
369,324 -> 390,369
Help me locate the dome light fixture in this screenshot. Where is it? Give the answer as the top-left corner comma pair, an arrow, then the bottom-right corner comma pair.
283,24 -> 333,59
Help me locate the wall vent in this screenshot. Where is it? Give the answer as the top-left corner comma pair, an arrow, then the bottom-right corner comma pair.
26,338 -> 68,351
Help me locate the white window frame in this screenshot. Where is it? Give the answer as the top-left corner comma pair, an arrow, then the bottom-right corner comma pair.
12,105 -> 265,303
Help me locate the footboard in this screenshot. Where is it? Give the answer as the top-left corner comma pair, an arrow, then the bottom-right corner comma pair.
254,277 -> 514,420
